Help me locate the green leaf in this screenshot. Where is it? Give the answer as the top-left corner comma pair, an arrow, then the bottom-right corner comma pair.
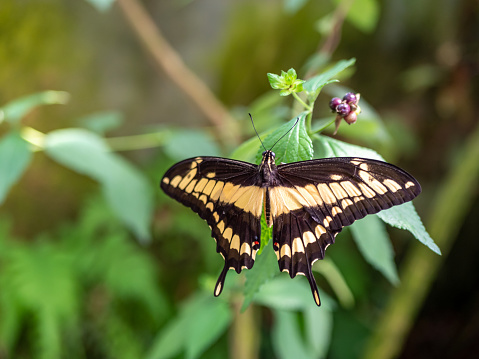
241,239 -> 278,311
145,313 -> 188,359
146,294 -> 232,359
377,203 -> 441,255
303,58 -> 356,98
44,129 -> 153,241
314,133 -> 384,160
164,129 -> 221,161
304,303 -> 334,358
337,0 -> 379,33
185,297 -> 232,359
313,134 -> 440,254
253,277 -> 314,311
267,68 -> 305,96
272,310 -> 315,359
229,130 -> 272,163
350,215 -> 399,284
1,91 -> 69,125
78,111 -> 124,134
256,113 -> 313,164
0,132 -> 32,204
84,0 -> 115,12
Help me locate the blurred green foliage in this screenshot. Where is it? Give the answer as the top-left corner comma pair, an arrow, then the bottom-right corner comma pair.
0,0 -> 477,358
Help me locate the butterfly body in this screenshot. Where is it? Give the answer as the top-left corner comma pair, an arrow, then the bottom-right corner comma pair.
161,150 -> 421,306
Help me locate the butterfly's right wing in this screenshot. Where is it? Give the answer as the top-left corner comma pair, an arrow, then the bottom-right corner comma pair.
161,156 -> 263,296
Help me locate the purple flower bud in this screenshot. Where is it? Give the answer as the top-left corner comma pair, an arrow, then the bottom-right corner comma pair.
344,111 -> 357,124
329,97 -> 342,111
336,103 -> 351,117
343,92 -> 357,105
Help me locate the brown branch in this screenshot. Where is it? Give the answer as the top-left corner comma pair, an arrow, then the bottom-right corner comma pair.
116,0 -> 239,145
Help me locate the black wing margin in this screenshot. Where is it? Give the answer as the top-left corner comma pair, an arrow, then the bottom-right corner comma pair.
271,157 -> 421,306
160,156 -> 263,297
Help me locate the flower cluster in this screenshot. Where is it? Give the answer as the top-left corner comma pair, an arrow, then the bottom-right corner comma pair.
329,92 -> 361,135
267,68 -> 305,96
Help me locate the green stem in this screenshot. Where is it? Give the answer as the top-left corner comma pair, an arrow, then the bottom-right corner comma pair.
362,121 -> 479,359
310,118 -> 336,135
292,92 -> 312,112
20,126 -> 171,152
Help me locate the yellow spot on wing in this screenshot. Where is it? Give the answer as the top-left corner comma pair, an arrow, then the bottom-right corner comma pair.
210,181 -> 225,201
194,178 -> 209,192
303,231 -> 316,246
203,180 -> 216,196
170,175 -> 182,188
206,172 -> 216,178
223,227 -> 233,242
340,181 -> 362,197
178,168 -> 197,190
240,242 -> 251,256
315,224 -> 326,238
206,202 -> 214,211
317,183 -> 337,205
329,182 -> 348,199
383,179 -> 402,192
280,244 -> 291,258
405,181 -> 415,189
185,179 -> 197,193
292,237 -> 304,255
358,183 -> 376,198
358,170 -> 387,194
217,221 -> 225,234
162,177 -> 170,185
230,235 -> 240,252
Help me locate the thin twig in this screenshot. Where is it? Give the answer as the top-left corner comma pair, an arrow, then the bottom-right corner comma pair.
116,0 -> 239,146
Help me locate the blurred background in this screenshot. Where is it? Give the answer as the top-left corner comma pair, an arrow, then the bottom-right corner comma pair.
0,0 -> 478,358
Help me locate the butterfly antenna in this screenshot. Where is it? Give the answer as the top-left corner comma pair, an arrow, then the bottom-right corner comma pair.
269,117 -> 300,151
249,113 -> 267,151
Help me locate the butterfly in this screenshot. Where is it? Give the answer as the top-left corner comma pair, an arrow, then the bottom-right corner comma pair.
160,120 -> 421,306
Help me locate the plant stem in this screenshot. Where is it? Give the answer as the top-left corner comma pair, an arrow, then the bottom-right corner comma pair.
362,121 -> 479,359
292,92 -> 312,112
116,0 -> 239,146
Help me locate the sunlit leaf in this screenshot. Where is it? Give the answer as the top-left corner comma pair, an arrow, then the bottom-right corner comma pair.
1,91 -> 69,125
256,113 -> 312,164
45,129 -> 153,241
0,132 -> 32,204
242,239 -> 278,311
350,215 -> 399,284
378,203 -> 441,255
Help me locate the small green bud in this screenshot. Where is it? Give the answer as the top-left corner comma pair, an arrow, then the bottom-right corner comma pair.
267,68 -> 305,96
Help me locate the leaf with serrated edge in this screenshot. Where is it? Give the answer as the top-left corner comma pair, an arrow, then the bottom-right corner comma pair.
314,134 -> 440,254
256,113 -> 312,164
350,215 -> 399,284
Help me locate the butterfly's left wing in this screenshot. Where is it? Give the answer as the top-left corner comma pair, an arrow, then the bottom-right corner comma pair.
270,157 -> 421,306
161,156 -> 263,296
